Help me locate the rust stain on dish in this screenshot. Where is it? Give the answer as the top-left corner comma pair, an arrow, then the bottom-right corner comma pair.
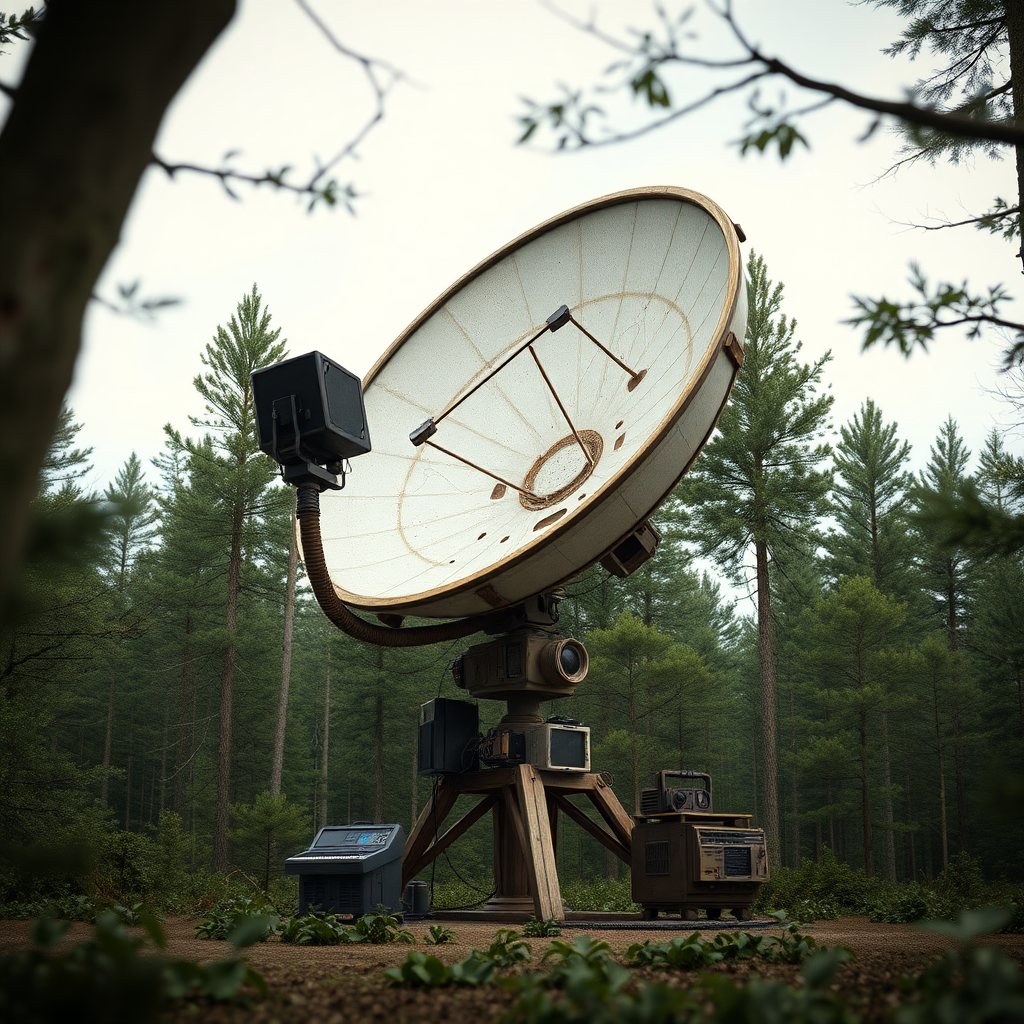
533,508 -> 567,531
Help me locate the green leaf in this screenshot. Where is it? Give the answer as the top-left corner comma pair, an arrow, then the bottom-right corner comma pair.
918,906 -> 1012,944
228,915 -> 275,949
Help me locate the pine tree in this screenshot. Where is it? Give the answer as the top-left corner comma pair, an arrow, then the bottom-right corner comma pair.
825,399 -> 915,598
677,252 -> 833,862
916,417 -> 975,855
867,0 -> 1022,253
98,452 -> 159,809
165,284 -> 290,870
798,576 -> 908,877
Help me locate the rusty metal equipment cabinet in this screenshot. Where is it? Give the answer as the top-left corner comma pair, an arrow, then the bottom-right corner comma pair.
630,811 -> 768,921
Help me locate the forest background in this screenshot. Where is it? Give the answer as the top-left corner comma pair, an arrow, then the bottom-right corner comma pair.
3,0 -> 1024,919
4,251 -> 1022,913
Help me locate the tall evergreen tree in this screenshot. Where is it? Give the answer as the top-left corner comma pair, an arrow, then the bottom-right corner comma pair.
798,576 -> 908,877
677,252 -> 833,861
103,453 -> 158,589
97,452 -> 158,809
165,284 -> 290,870
916,416 -> 975,855
825,400 -> 915,598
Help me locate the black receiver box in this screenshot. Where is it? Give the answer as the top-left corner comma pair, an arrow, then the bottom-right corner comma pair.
418,698 -> 479,775
251,350 -> 371,465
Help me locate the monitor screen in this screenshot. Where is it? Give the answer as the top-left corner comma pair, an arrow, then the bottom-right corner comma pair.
549,728 -> 587,768
311,827 -> 352,848
311,827 -> 391,849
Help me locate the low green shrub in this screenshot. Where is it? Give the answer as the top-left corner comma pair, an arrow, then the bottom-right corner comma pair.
278,911 -> 350,945
194,896 -> 279,942
895,908 -> 1024,1023
627,919 -> 849,968
560,876 -> 639,913
383,912 -> 1024,1023
754,848 -> 878,920
479,927 -> 532,968
345,907 -> 415,944
523,915 -> 561,937
383,927 -> 535,989
423,923 -> 456,944
384,950 -> 496,988
866,882 -> 930,924
0,911 -> 265,1024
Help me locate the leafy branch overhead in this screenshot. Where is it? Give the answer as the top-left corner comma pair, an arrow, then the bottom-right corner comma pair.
519,0 -> 1024,365
521,0 -> 1024,155
849,265 -> 1024,368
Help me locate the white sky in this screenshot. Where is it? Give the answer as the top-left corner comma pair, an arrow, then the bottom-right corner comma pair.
5,0 -> 1021,494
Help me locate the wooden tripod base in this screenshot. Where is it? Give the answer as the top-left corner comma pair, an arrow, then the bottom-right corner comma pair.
403,765 -> 634,921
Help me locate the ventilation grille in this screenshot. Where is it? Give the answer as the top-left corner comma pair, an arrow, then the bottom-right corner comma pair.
299,874 -> 364,913
639,789 -> 660,816
723,846 -> 752,877
644,840 -> 670,876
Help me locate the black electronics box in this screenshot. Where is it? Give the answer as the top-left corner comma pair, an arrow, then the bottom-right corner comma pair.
418,698 -> 479,775
251,350 -> 371,465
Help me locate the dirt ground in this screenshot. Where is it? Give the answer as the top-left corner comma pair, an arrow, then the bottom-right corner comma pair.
2,915 -> 1023,1023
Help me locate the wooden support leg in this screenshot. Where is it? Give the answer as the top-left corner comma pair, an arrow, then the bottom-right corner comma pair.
515,764 -> 563,921
549,792 -> 631,863
488,787 -> 533,911
403,778 -> 460,888
404,794 -> 497,882
585,776 -> 634,865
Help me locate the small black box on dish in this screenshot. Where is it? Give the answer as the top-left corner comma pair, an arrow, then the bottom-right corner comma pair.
251,350 -> 371,467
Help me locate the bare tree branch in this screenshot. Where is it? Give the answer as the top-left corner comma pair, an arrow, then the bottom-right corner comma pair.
151,0 -> 406,211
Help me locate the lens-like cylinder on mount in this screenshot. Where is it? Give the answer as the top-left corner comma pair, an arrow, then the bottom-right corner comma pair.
539,638 -> 589,687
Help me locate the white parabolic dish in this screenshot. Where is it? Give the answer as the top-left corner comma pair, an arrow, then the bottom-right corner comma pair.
318,186 -> 747,619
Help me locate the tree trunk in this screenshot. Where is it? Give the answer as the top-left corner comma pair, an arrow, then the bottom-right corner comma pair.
754,538 -> 780,863
270,512 -> 298,797
320,660 -> 330,828
1017,669 -> 1024,742
903,728 -> 917,880
0,0 -> 236,602
158,696 -> 169,817
932,677 -> 949,873
859,710 -> 874,876
790,687 -> 800,869
949,650 -> 969,856
124,717 -> 134,831
101,674 -> 115,806
952,701 -> 969,854
1007,0 -> 1024,274
880,711 -> 897,882
214,509 -> 243,871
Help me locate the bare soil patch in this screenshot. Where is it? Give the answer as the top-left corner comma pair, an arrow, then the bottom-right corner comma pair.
2,915 -> 1021,1023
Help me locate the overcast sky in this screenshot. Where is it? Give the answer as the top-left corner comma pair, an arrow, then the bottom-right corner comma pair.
5,0 -> 1020,496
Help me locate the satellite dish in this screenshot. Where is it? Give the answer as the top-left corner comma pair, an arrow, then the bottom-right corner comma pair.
318,186 -> 746,619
